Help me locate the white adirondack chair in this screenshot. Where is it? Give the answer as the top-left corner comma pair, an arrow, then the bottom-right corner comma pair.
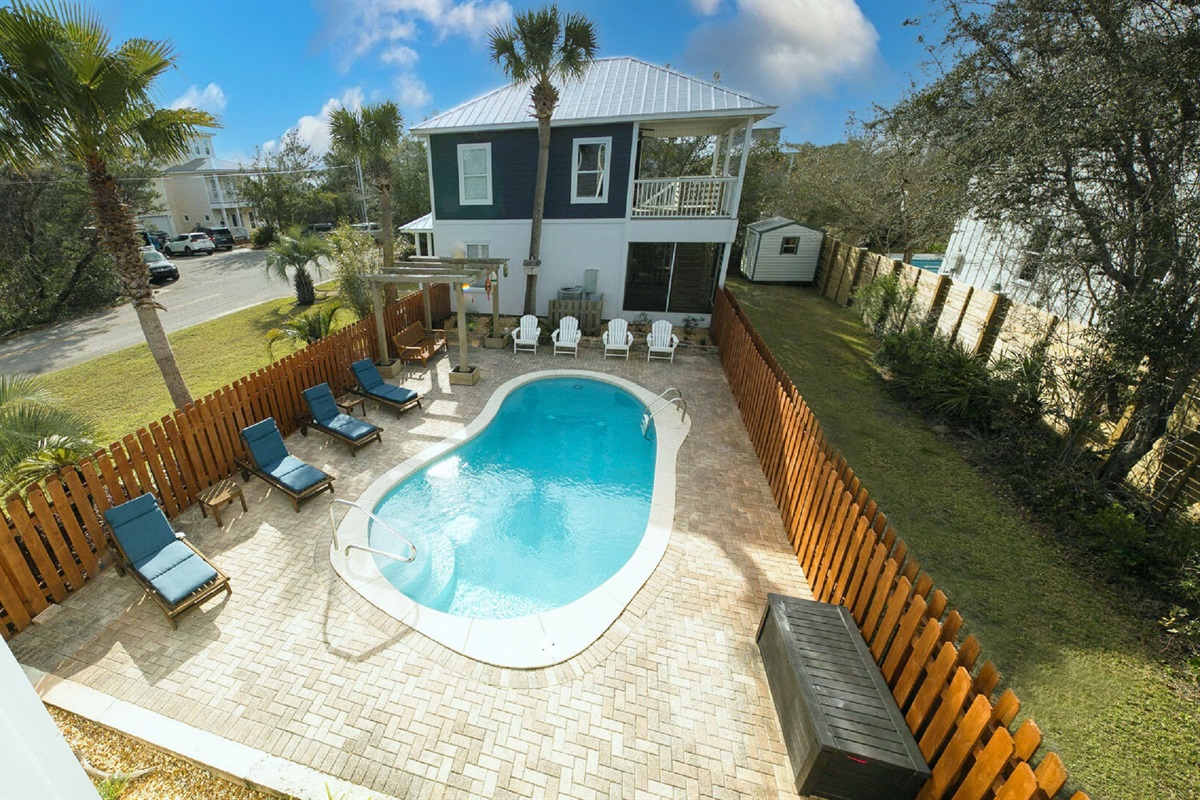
602,318 -> 634,359
512,314 -> 540,354
552,315 -> 582,357
646,320 -> 680,362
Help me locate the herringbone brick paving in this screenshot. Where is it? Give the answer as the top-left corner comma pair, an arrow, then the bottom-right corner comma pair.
13,344 -> 813,798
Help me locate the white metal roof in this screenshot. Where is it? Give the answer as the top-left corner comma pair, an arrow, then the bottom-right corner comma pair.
747,216 -> 822,234
411,57 -> 776,134
399,212 -> 433,232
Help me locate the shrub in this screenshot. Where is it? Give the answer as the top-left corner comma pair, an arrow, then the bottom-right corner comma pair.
854,272 -> 915,338
251,224 -> 276,248
326,223 -> 379,319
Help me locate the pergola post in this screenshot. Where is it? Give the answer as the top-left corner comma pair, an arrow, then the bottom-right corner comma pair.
422,283 -> 432,330
454,281 -> 470,374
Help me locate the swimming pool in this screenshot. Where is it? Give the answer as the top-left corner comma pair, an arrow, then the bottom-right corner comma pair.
331,370 -> 690,668
372,378 -> 654,619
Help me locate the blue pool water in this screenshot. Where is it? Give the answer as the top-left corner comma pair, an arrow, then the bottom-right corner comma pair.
371,378 -> 656,620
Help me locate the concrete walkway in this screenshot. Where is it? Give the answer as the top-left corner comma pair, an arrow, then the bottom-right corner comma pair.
13,345 -> 813,799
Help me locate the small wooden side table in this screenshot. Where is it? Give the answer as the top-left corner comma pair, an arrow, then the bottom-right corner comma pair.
336,394 -> 367,417
197,478 -> 247,527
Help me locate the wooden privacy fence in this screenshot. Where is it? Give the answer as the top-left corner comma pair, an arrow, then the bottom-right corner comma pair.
711,288 -> 1089,800
0,285 -> 450,639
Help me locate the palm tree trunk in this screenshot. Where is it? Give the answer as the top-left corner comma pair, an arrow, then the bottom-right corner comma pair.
525,114 -> 552,315
378,177 -> 397,304
85,156 -> 193,409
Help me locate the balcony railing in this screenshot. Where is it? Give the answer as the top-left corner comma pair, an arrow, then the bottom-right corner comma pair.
631,176 -> 737,218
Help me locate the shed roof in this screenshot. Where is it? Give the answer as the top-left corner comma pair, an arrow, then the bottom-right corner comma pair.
747,216 -> 822,235
411,57 -> 776,135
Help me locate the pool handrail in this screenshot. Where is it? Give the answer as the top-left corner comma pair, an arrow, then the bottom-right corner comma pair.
328,498 -> 417,563
641,388 -> 687,439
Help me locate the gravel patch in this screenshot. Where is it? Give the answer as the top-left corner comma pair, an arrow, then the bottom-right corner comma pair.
48,706 -> 274,800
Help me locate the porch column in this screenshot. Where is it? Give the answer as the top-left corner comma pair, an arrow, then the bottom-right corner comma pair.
455,281 -> 470,372
717,117 -> 756,288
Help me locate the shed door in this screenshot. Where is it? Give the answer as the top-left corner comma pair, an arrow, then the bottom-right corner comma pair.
743,230 -> 761,278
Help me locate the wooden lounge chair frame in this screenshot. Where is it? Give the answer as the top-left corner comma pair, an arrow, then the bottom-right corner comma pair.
297,383 -> 383,456
104,494 -> 231,629
235,419 -> 336,512
348,359 -> 422,417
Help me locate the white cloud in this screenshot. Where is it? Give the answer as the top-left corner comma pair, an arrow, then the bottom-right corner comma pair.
690,0 -> 721,15
394,74 -> 432,109
274,88 -> 365,157
169,83 -> 227,115
684,0 -> 878,100
380,44 -> 419,67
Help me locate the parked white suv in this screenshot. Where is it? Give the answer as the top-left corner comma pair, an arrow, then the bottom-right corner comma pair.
164,232 -> 215,256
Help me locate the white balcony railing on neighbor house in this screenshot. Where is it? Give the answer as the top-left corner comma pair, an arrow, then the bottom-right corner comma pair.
631,176 -> 737,218
208,189 -> 244,206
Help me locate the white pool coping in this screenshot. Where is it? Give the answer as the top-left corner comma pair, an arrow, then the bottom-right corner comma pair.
330,369 -> 690,669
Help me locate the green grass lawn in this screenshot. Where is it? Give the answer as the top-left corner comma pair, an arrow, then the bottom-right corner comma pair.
42,288 -> 351,446
728,277 -> 1199,800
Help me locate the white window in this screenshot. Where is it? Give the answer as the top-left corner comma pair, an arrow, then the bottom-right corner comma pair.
571,137 -> 611,203
780,237 -> 799,255
464,243 -> 489,288
458,143 -> 492,205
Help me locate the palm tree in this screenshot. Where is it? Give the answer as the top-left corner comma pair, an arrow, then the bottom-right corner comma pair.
489,5 -> 598,315
0,374 -> 96,497
266,305 -> 345,358
265,228 -> 328,305
0,2 -> 217,410
329,102 -> 403,300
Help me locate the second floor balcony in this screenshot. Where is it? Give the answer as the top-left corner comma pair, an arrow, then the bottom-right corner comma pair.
631,176 -> 737,219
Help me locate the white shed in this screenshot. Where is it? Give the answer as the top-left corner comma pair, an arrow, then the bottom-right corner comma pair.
740,217 -> 824,283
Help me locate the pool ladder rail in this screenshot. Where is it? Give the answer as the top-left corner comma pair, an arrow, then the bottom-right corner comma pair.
641,388 -> 687,439
328,498 -> 417,564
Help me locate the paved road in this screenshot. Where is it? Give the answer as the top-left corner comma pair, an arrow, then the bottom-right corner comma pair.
0,247 -> 291,375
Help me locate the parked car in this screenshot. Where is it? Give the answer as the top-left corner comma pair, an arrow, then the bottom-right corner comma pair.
141,248 -> 179,282
301,222 -> 334,237
147,230 -> 170,250
193,226 -> 235,251
164,232 -> 216,256
351,221 -> 389,244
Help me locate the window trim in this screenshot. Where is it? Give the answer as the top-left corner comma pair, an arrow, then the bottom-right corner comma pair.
571,136 -> 612,204
457,143 -> 493,206
780,236 -> 799,255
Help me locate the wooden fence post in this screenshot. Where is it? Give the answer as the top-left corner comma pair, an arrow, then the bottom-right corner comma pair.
973,293 -> 1011,360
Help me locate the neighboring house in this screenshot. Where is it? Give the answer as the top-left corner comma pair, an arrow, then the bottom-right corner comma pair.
408,57 -> 777,322
740,217 -> 823,283
942,213 -> 1099,323
137,134 -> 258,239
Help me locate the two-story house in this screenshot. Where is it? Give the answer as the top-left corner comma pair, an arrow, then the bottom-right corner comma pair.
409,57 -> 776,322
138,134 -> 258,239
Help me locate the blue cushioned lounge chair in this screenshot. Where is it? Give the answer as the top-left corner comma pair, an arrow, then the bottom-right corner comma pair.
103,493 -> 231,628
235,417 -> 335,511
299,382 -> 383,456
349,358 -> 421,416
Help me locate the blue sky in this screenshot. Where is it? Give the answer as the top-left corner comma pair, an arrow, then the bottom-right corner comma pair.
93,0 -> 943,164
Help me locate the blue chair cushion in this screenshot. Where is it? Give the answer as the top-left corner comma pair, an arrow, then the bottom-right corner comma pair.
369,383 -> 418,406
319,414 -> 380,442
103,494 -> 176,565
133,540 -> 218,605
351,359 -> 384,392
267,455 -> 329,493
303,383 -> 340,425
242,418 -> 289,469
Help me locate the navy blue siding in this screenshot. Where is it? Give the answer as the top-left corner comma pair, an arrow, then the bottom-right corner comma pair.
430,123 -> 632,221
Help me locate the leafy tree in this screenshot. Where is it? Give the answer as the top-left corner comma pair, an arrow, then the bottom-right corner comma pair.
238,132 -> 340,230
0,2 -> 216,409
329,102 -> 403,283
0,374 -> 96,497
265,228 -> 328,306
391,135 -> 431,231
776,134 -> 963,259
326,223 -> 380,319
489,5 -> 598,314
885,0 -> 1200,487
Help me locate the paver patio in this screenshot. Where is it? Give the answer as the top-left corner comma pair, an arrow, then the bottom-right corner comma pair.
13,342 -> 813,799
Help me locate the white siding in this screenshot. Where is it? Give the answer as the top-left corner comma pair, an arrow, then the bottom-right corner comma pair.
744,224 -> 822,282
740,229 -> 761,277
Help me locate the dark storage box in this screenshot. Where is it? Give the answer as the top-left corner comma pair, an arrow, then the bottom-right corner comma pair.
757,594 -> 930,800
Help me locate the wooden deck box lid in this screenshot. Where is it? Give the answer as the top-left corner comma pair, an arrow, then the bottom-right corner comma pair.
757,594 -> 930,800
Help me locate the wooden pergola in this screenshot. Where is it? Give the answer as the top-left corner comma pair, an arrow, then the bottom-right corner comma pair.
366,256 -> 509,384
